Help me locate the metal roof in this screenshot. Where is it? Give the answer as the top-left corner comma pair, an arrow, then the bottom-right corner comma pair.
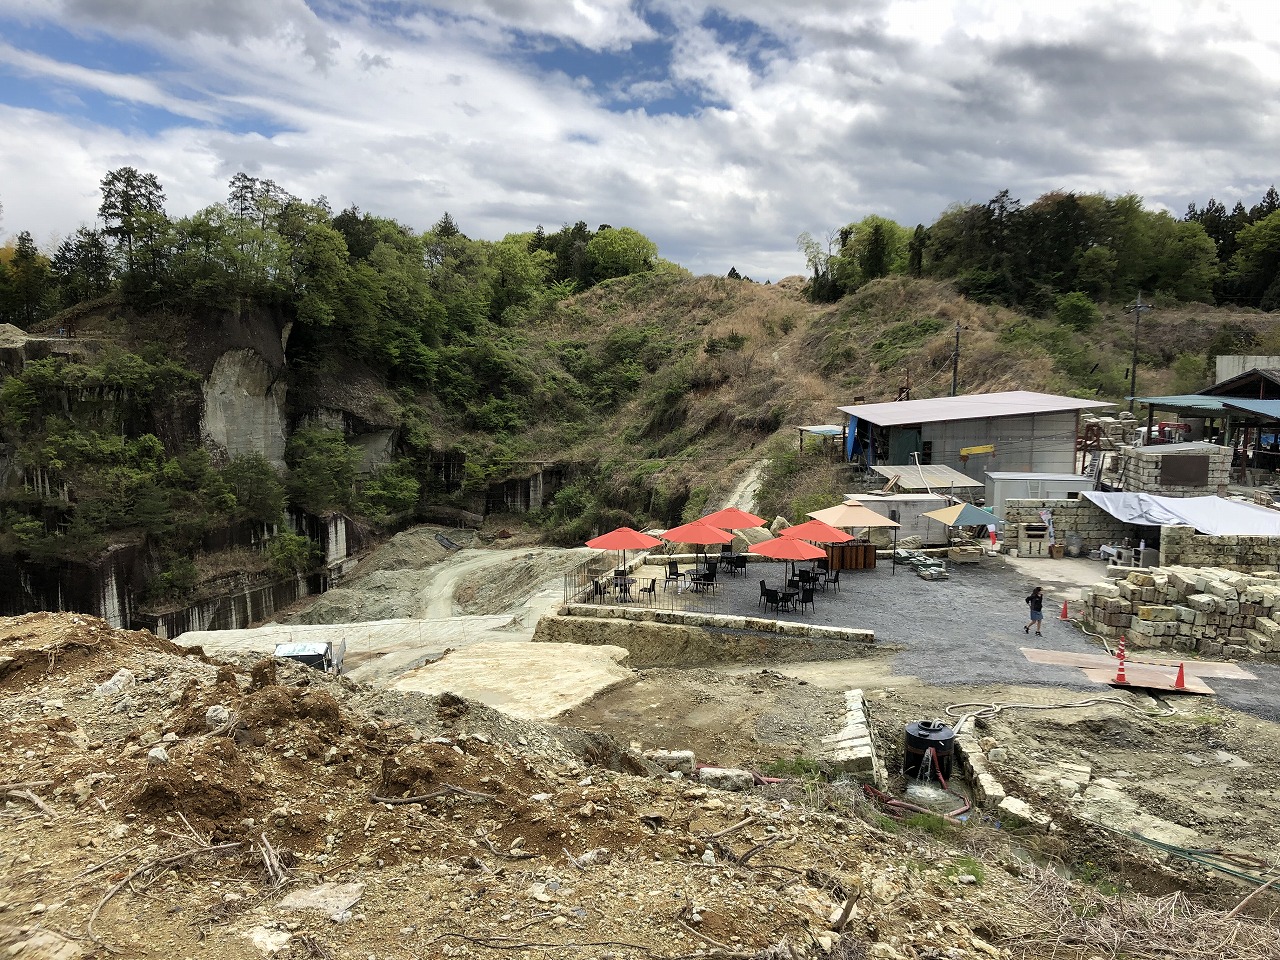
870,463 -> 984,489
1134,395 -> 1280,420
985,471 -> 1095,482
838,390 -> 1113,427
798,424 -> 845,436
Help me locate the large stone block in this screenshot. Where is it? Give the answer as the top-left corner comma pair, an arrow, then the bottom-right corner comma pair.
1136,605 -> 1177,622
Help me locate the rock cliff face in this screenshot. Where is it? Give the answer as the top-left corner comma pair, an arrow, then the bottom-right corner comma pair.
200,348 -> 288,466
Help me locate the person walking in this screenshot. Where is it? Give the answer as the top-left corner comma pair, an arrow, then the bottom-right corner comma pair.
1024,586 -> 1044,636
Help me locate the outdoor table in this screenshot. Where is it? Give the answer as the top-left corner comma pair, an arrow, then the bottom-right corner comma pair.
778,590 -> 798,611
613,577 -> 636,601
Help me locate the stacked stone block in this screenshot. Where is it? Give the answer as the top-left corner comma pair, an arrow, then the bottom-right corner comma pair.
1003,498 -> 1130,554
1159,524 -> 1280,570
1080,565 -> 1280,660
1113,443 -> 1231,496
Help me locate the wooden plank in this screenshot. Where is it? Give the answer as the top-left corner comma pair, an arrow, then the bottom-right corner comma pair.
1079,665 -> 1214,694
1020,647 -> 1255,679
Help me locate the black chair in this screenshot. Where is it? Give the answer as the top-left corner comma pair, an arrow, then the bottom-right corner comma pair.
730,555 -> 749,576
758,579 -> 769,607
690,567 -> 718,592
798,585 -> 815,613
664,561 -> 685,591
592,579 -> 610,601
638,578 -> 657,600
763,587 -> 780,612
614,577 -> 633,601
824,569 -> 841,592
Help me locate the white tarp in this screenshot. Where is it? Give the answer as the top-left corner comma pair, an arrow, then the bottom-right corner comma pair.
1082,492 -> 1280,536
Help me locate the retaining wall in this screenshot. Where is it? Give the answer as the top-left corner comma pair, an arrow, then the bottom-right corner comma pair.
534,607 -> 875,668
1003,498 -> 1130,553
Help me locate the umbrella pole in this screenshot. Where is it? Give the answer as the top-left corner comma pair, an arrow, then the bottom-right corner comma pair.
892,526 -> 897,576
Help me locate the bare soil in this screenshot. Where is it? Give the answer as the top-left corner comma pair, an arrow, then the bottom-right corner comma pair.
6,533 -> 1280,960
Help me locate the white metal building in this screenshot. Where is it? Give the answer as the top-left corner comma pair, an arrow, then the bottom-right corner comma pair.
984,472 -> 1095,519
837,391 -> 1113,478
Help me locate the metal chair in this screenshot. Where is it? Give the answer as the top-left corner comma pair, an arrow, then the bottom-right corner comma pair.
758,579 -> 769,607
638,578 -> 657,600
798,585 -> 815,613
664,561 -> 685,591
824,569 -> 841,591
763,588 -> 780,612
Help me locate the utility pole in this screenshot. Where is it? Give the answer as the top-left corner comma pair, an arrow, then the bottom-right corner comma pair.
1126,291 -> 1153,413
951,321 -> 960,397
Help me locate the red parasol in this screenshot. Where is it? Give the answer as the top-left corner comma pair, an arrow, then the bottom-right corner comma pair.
585,526 -> 664,570
749,536 -> 827,585
780,519 -> 855,544
701,506 -> 766,530
659,520 -> 735,547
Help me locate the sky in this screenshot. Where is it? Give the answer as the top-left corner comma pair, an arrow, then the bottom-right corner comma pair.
1,0 -> 1279,281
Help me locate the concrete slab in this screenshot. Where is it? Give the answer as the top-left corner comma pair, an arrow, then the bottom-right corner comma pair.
390,641 -> 634,720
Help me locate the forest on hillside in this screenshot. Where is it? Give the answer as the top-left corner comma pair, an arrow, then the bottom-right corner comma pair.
3,168 -> 1280,608
799,186 -> 1280,312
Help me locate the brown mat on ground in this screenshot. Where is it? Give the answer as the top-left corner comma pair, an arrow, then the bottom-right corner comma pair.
1079,665 -> 1214,694
1020,646 -> 1255,679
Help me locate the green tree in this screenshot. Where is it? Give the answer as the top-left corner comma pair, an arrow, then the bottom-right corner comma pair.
1054,292 -> 1101,330
222,453 -> 286,524
8,232 -> 51,327
285,427 -> 360,514
51,227 -> 115,307
586,226 -> 657,280
98,167 -> 169,286
1231,210 -> 1280,309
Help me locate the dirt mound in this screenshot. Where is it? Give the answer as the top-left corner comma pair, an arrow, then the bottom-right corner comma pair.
3,613 -> 1278,960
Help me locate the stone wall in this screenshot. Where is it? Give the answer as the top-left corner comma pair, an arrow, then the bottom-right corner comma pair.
1159,525 -> 1280,570
1113,443 -> 1231,495
1003,499 -> 1130,553
1080,565 -> 1280,660
534,609 -> 874,667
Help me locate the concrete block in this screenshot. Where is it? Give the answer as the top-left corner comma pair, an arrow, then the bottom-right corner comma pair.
697,766 -> 756,791
1136,605 -> 1177,622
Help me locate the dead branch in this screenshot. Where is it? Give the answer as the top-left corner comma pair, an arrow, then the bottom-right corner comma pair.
6,788 -> 57,818
258,833 -> 289,888
1226,870 -> 1280,921
478,834 -> 537,860
704,815 -> 755,840
87,842 -> 242,946
371,784 -> 505,806
0,780 -> 55,792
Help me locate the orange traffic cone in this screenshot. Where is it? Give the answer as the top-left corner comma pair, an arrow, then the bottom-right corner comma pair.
1060,600 -> 1070,620
1174,662 -> 1186,690
1114,636 -> 1128,684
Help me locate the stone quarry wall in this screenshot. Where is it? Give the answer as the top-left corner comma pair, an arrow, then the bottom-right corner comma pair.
1158,525 -> 1280,570
1003,499 -> 1130,553
534,609 -> 874,667
1080,565 -> 1280,660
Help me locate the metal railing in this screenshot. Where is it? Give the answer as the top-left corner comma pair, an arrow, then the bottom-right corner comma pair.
562,557 -> 730,615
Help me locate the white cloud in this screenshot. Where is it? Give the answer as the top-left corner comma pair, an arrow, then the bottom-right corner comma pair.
1,1 -> 1280,281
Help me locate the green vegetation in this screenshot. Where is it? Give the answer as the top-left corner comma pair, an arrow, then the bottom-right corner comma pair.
5,167 -> 1280,610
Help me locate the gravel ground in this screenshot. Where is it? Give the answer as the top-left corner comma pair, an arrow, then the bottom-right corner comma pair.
623,553 -> 1280,722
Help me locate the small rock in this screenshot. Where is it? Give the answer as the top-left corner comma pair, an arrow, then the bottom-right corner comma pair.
94,669 -> 135,699
206,705 -> 232,730
147,746 -> 170,766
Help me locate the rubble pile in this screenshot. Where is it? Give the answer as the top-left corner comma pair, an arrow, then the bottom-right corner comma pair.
1081,565 -> 1280,658
0,612 -> 1059,959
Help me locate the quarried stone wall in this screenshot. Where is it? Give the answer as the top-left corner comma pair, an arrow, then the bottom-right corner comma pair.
1159,525 -> 1280,570
1113,443 -> 1231,495
1003,499 -> 1130,553
1081,565 -> 1280,660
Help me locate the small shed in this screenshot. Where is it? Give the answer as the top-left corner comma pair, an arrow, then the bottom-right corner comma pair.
838,390 -> 1113,476
848,493 -> 949,545
985,472 -> 1095,519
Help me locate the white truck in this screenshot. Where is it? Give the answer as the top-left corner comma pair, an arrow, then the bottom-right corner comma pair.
273,638 -> 346,676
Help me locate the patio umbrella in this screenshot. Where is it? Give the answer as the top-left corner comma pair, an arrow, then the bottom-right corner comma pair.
809,502 -> 903,575
808,503 -> 901,530
923,501 -> 1003,548
585,526 -> 664,571
749,536 -> 827,585
659,520 -> 735,568
780,518 -> 855,544
922,502 -> 1002,529
701,506 -> 767,530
